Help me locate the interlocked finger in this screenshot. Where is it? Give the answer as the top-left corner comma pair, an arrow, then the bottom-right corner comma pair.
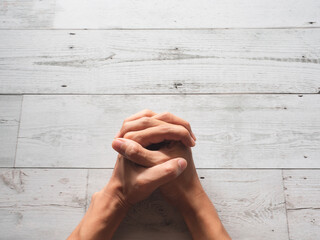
124,124 -> 195,148
112,138 -> 171,167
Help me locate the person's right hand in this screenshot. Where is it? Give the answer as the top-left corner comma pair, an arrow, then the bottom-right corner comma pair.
112,110 -> 231,240
112,110 -> 204,206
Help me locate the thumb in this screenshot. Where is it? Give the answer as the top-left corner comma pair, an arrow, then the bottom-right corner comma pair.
141,158 -> 187,190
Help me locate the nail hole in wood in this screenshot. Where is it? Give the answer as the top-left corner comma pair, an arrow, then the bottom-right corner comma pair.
174,83 -> 183,89
61,85 -> 67,88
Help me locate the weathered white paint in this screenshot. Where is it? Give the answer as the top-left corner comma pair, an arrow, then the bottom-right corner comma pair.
0,169 -> 87,239
15,94 -> 320,168
0,207 -> 84,240
283,170 -> 320,209
0,0 -> 319,29
0,30 -> 320,94
87,169 -> 288,240
0,169 -> 87,207
287,209 -> 320,240
283,170 -> 320,240
0,96 -> 22,167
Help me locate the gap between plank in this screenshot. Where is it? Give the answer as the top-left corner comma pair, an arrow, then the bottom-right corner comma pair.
13,95 -> 23,168
1,27 -> 320,31
0,93 -> 320,96
281,169 -> 291,240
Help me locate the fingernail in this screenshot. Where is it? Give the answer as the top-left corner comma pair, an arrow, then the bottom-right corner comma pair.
113,138 -> 126,151
191,138 -> 196,147
178,159 -> 187,172
191,132 -> 197,141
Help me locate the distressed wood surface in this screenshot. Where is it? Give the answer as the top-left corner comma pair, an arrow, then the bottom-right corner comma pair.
0,169 -> 87,240
0,29 -> 320,94
87,169 -> 288,240
15,94 -> 320,168
287,210 -> 320,240
0,0 -> 319,29
283,170 -> 320,209
0,96 -> 22,167
283,170 -> 320,240
1,0 -> 319,238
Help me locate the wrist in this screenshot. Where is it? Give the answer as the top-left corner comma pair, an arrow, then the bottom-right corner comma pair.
177,188 -> 230,240
161,175 -> 204,207
76,189 -> 129,240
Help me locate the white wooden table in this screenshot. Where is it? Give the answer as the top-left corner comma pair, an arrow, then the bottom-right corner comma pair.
0,1 -> 320,239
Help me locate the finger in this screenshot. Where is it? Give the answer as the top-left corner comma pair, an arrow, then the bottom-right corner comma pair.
125,109 -> 157,122
115,109 -> 157,138
112,138 -> 170,167
124,124 -> 196,147
118,117 -> 164,138
152,112 -> 196,141
140,158 -> 187,190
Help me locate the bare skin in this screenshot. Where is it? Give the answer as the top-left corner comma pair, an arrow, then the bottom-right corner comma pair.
68,110 -> 231,240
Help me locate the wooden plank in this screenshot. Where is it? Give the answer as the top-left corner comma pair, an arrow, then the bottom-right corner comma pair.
0,0 -> 319,29
0,169 -> 87,208
286,210 -> 320,240
16,94 -> 320,168
283,170 -> 320,209
87,169 -> 288,240
0,207 -> 84,240
283,170 -> 320,240
0,169 -> 87,240
0,96 -> 22,167
0,29 -> 320,94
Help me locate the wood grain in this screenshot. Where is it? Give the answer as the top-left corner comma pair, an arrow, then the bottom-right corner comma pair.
87,169 -> 288,240
0,169 -> 87,239
283,170 -> 320,240
0,0 -> 319,29
287,209 -> 320,240
15,94 -> 320,168
0,96 -> 22,167
0,29 -> 320,94
283,170 -> 320,209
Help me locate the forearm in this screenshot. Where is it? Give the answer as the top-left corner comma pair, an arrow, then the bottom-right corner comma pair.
67,190 -> 128,240
177,182 -> 231,240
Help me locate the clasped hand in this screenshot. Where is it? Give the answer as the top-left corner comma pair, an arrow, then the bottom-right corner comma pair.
68,110 -> 231,240
104,109 -> 201,208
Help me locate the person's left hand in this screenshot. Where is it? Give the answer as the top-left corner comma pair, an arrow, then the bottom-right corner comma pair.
112,110 -> 202,206
102,139 -> 187,208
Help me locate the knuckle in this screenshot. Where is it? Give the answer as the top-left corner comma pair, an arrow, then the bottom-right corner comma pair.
140,116 -> 151,125
124,131 -> 134,139
181,127 -> 189,136
177,125 -> 188,136
160,124 -> 171,134
162,111 -> 172,120
143,109 -> 153,115
125,143 -> 139,157
121,122 -> 128,133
